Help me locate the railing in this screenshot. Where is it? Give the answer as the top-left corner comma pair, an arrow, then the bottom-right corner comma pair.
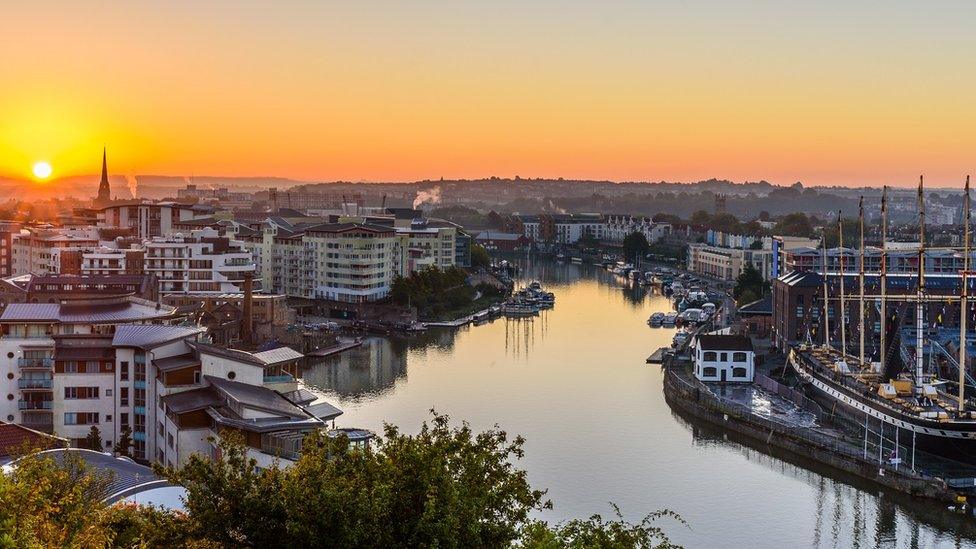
18,379 -> 52,389
18,358 -> 53,368
18,400 -> 52,410
263,374 -> 295,384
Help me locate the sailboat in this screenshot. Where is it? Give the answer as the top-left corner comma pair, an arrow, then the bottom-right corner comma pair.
789,176 -> 976,463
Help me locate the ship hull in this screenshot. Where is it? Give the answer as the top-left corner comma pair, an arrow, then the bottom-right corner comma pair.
790,350 -> 976,464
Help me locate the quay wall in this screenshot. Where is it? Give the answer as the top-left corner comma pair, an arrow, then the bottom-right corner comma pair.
662,366 -> 959,503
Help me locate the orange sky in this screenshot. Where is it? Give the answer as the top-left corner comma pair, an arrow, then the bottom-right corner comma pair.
2,2 -> 975,187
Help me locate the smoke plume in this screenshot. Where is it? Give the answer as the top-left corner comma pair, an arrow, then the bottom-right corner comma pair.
125,175 -> 139,198
412,186 -> 442,209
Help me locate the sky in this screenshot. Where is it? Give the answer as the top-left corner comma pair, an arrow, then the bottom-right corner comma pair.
1,1 -> 975,187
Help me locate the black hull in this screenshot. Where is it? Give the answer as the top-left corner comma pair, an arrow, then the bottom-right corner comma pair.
790,351 -> 976,465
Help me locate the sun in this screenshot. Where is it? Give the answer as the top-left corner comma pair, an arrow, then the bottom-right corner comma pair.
32,161 -> 52,180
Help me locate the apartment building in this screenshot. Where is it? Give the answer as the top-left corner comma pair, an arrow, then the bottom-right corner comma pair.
687,243 -> 773,281
0,297 -> 339,467
12,228 -> 100,276
96,201 -> 215,239
81,228 -> 257,295
246,219 -> 456,302
0,223 -> 20,278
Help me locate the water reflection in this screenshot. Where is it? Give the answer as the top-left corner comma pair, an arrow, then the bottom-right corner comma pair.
301,259 -> 976,548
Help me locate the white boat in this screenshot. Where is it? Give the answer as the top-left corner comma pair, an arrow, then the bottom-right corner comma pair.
648,312 -> 665,326
662,312 -> 678,326
672,332 -> 689,348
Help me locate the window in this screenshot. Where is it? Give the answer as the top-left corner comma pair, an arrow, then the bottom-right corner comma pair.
168,433 -> 174,449
702,351 -> 717,361
120,413 -> 128,427
702,367 -> 718,377
64,387 -> 99,399
732,367 -> 748,378
720,352 -> 728,362
64,412 -> 98,425
120,387 -> 129,406
732,352 -> 747,363
119,361 -> 129,381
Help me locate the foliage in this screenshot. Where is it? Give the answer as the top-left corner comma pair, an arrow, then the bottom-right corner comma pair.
519,506 -> 686,549
0,416 -> 684,548
622,232 -> 650,262
471,243 -> 492,268
158,412 -> 551,547
772,212 -> 814,238
0,449 -> 113,547
389,266 -> 475,320
577,233 -> 600,248
114,425 -> 134,458
733,263 -> 768,306
85,425 -> 104,451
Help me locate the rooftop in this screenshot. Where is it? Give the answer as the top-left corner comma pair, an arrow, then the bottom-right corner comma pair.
697,334 -> 754,352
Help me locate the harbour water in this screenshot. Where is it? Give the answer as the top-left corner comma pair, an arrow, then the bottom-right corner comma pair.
303,260 -> 976,548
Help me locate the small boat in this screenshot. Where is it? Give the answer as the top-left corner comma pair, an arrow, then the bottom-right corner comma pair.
501,303 -> 539,317
662,312 -> 678,326
672,332 -> 689,348
648,312 -> 665,326
570,256 -> 583,264
555,253 -> 566,261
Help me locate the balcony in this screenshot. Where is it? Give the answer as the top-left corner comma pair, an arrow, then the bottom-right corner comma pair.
18,358 -> 53,368
18,379 -> 52,389
263,374 -> 295,384
18,400 -> 52,410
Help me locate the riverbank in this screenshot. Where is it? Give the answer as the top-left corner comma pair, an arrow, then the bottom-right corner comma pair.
662,364 -> 963,503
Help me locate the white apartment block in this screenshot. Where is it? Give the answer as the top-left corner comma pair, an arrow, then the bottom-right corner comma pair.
81,228 -> 257,295
96,201 -> 215,239
0,299 -> 339,467
687,243 -> 773,281
246,221 -> 457,302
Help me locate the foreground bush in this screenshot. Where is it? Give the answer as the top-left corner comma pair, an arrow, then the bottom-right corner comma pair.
0,412 -> 683,548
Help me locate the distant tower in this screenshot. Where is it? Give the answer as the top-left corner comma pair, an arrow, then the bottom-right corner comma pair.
714,194 -> 727,215
94,147 -> 112,207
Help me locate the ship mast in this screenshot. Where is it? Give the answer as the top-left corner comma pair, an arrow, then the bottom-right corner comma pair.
859,197 -> 865,367
916,176 -> 926,389
960,175 -> 970,411
880,186 -> 888,373
822,231 -> 830,349
838,211 -> 847,358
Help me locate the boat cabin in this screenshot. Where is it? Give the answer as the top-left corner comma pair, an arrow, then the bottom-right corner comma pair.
693,334 -> 755,383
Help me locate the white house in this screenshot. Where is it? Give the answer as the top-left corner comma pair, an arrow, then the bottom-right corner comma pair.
693,334 -> 755,383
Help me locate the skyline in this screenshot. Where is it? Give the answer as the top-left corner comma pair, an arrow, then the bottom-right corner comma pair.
3,2 -> 976,187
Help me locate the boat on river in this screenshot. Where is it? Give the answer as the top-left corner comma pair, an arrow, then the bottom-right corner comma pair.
648,312 -> 665,326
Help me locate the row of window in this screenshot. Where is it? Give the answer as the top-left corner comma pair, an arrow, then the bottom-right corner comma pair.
700,351 -> 749,363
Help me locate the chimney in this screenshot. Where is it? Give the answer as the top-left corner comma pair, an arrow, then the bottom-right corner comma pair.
241,272 -> 254,345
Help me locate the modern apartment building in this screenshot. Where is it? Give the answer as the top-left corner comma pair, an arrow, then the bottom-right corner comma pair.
0,296 -> 339,467
81,228 -> 257,295
247,220 -> 455,303
95,201 -> 215,239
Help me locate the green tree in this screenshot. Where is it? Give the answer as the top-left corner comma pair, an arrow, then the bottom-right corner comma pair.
85,426 -> 103,451
772,212 -> 814,238
113,425 -> 134,458
519,506 -> 685,548
733,263 -> 768,306
577,233 -> 599,248
471,244 -> 492,268
622,232 -> 650,262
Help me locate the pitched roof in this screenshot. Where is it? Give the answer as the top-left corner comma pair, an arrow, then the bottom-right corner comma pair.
697,334 -> 754,352
737,295 -> 773,315
112,324 -> 205,349
152,353 -> 201,372
160,386 -> 224,414
206,376 -> 309,418
252,346 -> 304,365
188,341 -> 303,366
23,449 -> 172,504
0,299 -> 177,324
0,422 -> 64,462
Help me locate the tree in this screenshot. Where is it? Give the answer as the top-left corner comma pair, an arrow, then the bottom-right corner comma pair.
733,263 -> 768,306
772,213 -> 814,238
471,244 -> 491,268
85,426 -> 103,451
487,210 -> 504,229
577,233 -> 599,248
114,425 -> 134,457
622,232 -> 650,262
519,507 -> 685,548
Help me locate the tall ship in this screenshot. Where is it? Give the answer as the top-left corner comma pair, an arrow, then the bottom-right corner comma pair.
788,177 -> 976,463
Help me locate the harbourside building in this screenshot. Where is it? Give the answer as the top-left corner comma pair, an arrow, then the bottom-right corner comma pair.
95,201 -> 215,239
693,334 -> 755,383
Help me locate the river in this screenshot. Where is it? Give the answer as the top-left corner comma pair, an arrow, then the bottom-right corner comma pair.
302,259 -> 976,548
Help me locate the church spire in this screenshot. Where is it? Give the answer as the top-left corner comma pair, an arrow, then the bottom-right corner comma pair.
95,147 -> 112,205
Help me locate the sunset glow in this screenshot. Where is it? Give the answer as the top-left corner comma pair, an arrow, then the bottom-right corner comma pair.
2,2 -> 976,186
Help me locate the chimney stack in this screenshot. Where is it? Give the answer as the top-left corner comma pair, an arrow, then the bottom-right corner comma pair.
241,273 -> 254,345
